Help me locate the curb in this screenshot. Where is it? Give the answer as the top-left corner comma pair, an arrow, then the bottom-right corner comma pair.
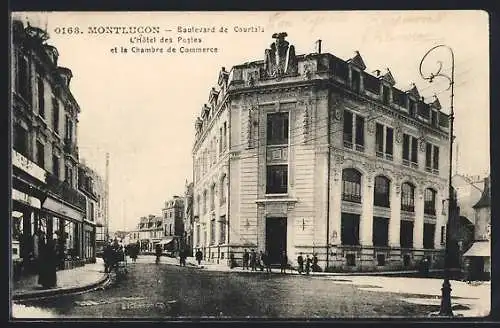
13,272 -> 111,302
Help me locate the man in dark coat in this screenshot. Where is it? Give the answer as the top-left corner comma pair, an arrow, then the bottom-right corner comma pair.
250,249 -> 257,271
297,253 -> 304,274
103,243 -> 112,273
195,249 -> 203,266
280,252 -> 288,274
40,238 -> 57,288
242,249 -> 249,270
305,254 -> 312,275
259,251 -> 265,271
264,251 -> 272,273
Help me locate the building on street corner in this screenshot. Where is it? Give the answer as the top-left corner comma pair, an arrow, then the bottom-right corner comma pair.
11,18 -> 93,277
183,181 -> 194,256
162,196 -> 185,253
192,32 -> 451,272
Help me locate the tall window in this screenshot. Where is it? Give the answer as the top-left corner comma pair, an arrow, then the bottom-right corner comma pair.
402,134 -> 418,167
431,110 -> 438,127
401,182 -> 415,212
351,69 -> 361,93
400,221 -> 414,248
343,110 -> 353,148
267,112 -> 289,145
196,225 -> 200,246
374,176 -> 390,207
341,213 -> 360,245
409,98 -> 417,117
219,215 -> 226,244
36,141 -> 45,168
375,124 -> 393,160
65,115 -> 73,142
196,195 -> 201,216
13,124 -> 29,157
342,168 -> 362,203
210,217 -> 216,245
220,175 -> 226,205
203,190 -> 207,214
375,123 -> 384,156
424,188 -> 437,215
373,217 -> 389,247
52,99 -> 59,133
16,52 -> 31,103
343,110 -> 364,151
423,223 -> 435,249
52,154 -> 60,178
219,126 -> 223,154
210,184 -> 216,211
222,122 -> 227,150
37,77 -> 45,117
266,165 -> 288,194
425,143 -> 439,173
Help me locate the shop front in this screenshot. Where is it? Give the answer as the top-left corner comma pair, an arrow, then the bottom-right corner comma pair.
41,196 -> 86,270
83,221 -> 96,263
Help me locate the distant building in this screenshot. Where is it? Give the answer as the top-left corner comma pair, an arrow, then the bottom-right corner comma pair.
135,215 -> 163,252
162,196 -> 185,251
463,176 -> 491,280
192,33 -> 451,271
183,182 -> 194,255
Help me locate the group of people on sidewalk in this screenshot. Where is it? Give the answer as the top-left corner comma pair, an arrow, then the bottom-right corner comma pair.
103,240 -> 127,273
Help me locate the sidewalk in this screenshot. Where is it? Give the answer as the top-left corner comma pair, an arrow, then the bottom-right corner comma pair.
12,258 -> 109,301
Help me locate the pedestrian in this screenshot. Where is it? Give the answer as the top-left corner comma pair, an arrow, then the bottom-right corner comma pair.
229,252 -> 236,269
280,251 -> 288,274
103,242 -> 111,273
264,251 -> 272,273
41,238 -> 57,288
305,254 -> 311,275
312,253 -> 320,272
242,249 -> 249,270
37,232 -> 47,286
259,251 -> 265,271
195,249 -> 203,266
297,252 -> 304,274
155,243 -> 162,264
250,249 -> 257,271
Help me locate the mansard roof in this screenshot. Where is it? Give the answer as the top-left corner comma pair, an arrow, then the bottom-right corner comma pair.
347,51 -> 366,70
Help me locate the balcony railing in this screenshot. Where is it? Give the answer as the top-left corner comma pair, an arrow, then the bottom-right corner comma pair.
46,173 -> 86,211
342,193 -> 362,203
401,204 -> 415,212
424,207 -> 436,216
355,144 -> 365,153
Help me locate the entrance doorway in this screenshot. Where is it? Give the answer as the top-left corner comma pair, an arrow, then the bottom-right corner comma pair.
265,217 -> 287,264
470,257 -> 485,280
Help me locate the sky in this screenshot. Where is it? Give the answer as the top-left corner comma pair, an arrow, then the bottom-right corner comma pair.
12,11 -> 490,232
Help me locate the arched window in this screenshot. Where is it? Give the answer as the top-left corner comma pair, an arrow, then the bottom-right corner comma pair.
424,188 -> 437,215
374,176 -> 391,207
401,182 -> 415,212
342,168 -> 362,203
210,183 -> 216,211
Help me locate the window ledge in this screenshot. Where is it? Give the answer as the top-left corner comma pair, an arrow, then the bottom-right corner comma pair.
255,197 -> 298,204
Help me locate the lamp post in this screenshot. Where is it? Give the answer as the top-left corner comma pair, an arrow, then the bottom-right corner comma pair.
419,44 -> 455,317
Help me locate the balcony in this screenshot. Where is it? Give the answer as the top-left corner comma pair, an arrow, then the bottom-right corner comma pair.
401,204 -> 415,212
46,173 -> 86,211
342,193 -> 362,203
424,207 -> 436,216
64,138 -> 79,158
12,149 -> 47,183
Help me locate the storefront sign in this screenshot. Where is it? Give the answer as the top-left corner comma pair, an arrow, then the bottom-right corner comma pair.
12,188 -> 41,208
12,150 -> 47,183
43,197 -> 83,222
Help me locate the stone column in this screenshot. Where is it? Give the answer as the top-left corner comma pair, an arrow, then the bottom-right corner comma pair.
360,175 -> 374,246
414,188 -> 424,249
389,182 -> 401,247
329,170 -> 342,247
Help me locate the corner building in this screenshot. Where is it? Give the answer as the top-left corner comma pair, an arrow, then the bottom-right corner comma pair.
192,33 -> 451,271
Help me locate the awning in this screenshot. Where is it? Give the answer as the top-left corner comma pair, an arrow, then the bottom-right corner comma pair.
463,240 -> 490,257
158,238 -> 174,245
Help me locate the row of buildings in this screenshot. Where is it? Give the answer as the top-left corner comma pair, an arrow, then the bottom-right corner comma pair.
187,32 -> 491,274
11,19 -> 109,279
127,193 -> 191,254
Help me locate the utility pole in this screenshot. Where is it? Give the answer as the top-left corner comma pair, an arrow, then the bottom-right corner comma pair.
105,152 -> 110,241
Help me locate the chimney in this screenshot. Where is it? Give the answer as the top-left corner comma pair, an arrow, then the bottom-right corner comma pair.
316,39 -> 322,54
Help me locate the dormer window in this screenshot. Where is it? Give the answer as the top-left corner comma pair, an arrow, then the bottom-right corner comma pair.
408,98 -> 417,117
431,110 -> 438,127
382,85 -> 391,105
364,73 -> 380,95
393,89 -> 406,108
351,69 -> 361,93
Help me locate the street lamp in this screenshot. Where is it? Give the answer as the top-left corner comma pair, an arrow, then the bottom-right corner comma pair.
419,44 -> 455,317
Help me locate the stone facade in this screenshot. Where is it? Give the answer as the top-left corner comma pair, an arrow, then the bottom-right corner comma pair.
192,33 -> 450,271
11,18 -> 95,276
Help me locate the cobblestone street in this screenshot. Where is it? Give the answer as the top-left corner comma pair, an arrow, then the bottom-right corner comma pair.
13,258 -> 490,319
